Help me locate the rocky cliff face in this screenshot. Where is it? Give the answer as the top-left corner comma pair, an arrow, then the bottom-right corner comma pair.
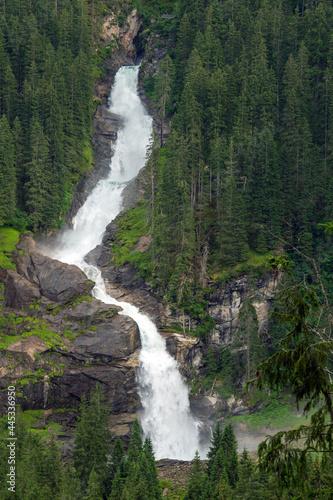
208,275 -> 278,347
87,217 -> 279,428
0,235 -> 141,441
67,9 -> 143,225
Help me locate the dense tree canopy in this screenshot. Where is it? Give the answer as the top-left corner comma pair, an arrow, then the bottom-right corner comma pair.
0,0 -> 95,230
144,0 -> 333,329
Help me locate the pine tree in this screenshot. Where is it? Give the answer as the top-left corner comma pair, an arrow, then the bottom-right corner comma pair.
24,116 -> 54,230
219,139 -> 248,266
155,55 -> 174,146
85,468 -> 103,500
0,114 -> 16,225
184,451 -> 205,500
73,383 -> 112,487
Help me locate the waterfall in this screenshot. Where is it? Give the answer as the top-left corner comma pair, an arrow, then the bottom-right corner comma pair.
44,66 -> 205,460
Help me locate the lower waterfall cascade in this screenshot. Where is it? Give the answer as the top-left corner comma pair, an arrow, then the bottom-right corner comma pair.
43,65 -> 207,460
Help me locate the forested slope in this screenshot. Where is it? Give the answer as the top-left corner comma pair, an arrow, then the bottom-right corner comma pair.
0,0 -> 96,231
141,0 -> 333,318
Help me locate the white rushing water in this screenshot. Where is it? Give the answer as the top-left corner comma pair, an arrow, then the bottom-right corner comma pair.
44,65 -> 205,460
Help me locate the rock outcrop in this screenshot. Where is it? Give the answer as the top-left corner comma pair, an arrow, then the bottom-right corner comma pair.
0,234 -> 141,440
208,275 -> 278,347
95,9 -> 142,105
67,9 -> 143,225
1,235 -> 94,307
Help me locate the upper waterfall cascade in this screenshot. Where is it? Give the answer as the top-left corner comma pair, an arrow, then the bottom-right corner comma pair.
44,66 -> 206,460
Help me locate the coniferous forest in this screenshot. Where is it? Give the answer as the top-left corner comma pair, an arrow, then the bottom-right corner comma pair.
1,0 -> 333,498
144,0 -> 333,315
0,0 -> 95,231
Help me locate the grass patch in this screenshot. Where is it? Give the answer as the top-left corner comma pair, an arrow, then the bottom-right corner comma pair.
29,422 -> 63,441
72,295 -> 92,308
212,249 -> 274,285
0,227 -> 20,270
224,392 -> 315,430
63,329 -> 75,342
112,202 -> 153,279
0,315 -> 64,350
21,410 -> 45,426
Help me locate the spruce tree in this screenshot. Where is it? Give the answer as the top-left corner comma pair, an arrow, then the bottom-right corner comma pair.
142,438 -> 161,499
219,139 -> 248,266
184,451 -> 205,500
206,422 -> 223,477
85,468 -> 103,500
25,116 -> 54,230
73,383 -> 112,488
219,424 -> 238,488
0,114 -> 16,225
154,55 -> 174,146
109,467 -> 124,500
126,418 -> 143,469
234,449 -> 265,499
236,300 -> 263,383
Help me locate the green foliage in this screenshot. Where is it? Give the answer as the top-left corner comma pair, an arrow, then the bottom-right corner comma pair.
0,0 -> 95,232
0,411 -> 72,499
192,315 -> 215,338
184,451 -> 204,500
109,419 -> 161,499
249,255 -> 333,488
74,383 -> 113,488
232,300 -> 265,383
225,392 -> 315,431
63,329 -> 75,342
202,422 -> 238,496
112,202 -> 153,278
0,313 -> 64,350
0,226 -> 19,270
138,0 -> 333,333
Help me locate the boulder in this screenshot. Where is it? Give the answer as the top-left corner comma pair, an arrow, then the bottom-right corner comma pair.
12,235 -> 94,304
0,268 -> 40,308
72,315 -> 140,359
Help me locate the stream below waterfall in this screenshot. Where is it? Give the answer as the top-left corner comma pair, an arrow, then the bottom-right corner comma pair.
42,65 -> 208,460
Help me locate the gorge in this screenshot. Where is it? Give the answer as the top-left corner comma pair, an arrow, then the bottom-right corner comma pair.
42,65 -> 207,460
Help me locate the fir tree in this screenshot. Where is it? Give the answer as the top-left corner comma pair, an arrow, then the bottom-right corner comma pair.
0,114 -> 16,225
184,451 -> 205,500
154,55 -> 174,146
73,383 -> 112,488
24,116 -> 54,230
85,468 -> 103,500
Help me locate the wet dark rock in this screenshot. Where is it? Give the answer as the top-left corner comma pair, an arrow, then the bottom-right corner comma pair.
10,235 -> 94,304
0,233 -> 141,432
73,315 -> 140,359
0,269 -> 40,308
